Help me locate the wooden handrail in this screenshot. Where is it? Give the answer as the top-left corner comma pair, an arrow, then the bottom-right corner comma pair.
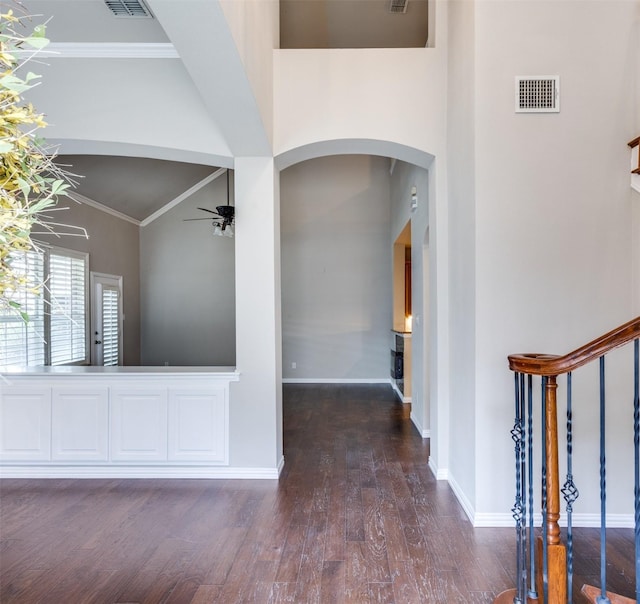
629,136 -> 640,175
508,316 -> 640,376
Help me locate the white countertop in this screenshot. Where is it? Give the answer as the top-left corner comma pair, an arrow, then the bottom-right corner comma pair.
0,365 -> 239,378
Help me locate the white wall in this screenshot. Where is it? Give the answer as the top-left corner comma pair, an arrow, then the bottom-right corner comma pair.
139,175 -> 236,366
446,0 -> 477,514
26,58 -> 230,164
473,0 -> 637,519
634,7 -> 640,316
220,0 -> 279,147
280,155 -> 392,380
274,48 -> 447,160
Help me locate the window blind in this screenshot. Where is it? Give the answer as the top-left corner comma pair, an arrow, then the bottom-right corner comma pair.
0,251 -> 45,367
101,287 -> 119,366
49,251 -> 87,365
0,247 -> 88,367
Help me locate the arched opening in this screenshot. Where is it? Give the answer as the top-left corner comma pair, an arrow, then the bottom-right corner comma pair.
276,139 -> 437,445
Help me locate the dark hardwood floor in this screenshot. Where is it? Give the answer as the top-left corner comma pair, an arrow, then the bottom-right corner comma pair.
0,384 -> 635,603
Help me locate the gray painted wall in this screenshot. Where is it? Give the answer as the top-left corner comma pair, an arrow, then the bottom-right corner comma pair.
139,174 -> 236,366
280,155 -> 392,380
34,199 -> 141,365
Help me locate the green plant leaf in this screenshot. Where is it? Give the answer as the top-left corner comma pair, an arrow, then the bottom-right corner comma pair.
0,74 -> 32,93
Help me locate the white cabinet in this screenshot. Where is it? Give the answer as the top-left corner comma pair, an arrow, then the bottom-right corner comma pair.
168,389 -> 227,463
0,388 -> 51,461
111,389 -> 168,461
0,368 -> 237,476
52,388 -> 109,461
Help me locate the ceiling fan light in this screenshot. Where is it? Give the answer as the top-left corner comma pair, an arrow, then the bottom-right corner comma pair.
213,224 -> 223,236
223,225 -> 233,237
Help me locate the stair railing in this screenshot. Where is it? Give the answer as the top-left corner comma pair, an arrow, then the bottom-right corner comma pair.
494,316 -> 640,604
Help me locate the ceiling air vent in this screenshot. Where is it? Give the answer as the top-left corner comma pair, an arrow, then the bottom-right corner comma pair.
515,76 -> 560,113
389,0 -> 409,14
104,0 -> 153,18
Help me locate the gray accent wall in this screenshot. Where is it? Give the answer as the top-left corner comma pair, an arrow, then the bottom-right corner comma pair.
280,155 -> 392,380
139,175 -> 236,366
34,200 -> 141,365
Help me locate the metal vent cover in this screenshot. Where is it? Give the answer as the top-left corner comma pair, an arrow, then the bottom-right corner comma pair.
389,0 -> 409,14
104,0 -> 153,18
515,76 -> 560,113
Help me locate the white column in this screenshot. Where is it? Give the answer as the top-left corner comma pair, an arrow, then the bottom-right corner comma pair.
231,157 -> 283,470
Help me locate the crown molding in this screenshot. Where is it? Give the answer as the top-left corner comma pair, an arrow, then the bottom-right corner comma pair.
40,42 -> 179,59
68,191 -> 141,225
140,168 -> 227,227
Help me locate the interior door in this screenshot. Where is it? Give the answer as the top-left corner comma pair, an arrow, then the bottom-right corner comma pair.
91,273 -> 123,366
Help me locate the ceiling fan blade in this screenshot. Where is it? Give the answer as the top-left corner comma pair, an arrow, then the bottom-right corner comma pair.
183,217 -> 217,222
197,207 -> 222,216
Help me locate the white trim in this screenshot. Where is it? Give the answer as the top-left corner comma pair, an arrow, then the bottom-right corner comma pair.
282,378 -> 391,384
472,513 -> 515,528
41,43 -> 179,59
277,456 -> 285,476
390,379 -> 411,403
140,168 -> 226,227
428,456 -> 448,480
69,192 -> 140,225
409,411 -> 430,438
448,472 -> 475,524
0,465 -> 280,479
472,512 -> 635,529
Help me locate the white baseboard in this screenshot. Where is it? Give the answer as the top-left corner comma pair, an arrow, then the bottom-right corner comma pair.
428,456 -> 448,480
472,512 -> 635,529
409,412 -> 430,438
277,455 -> 285,477
0,465 -> 281,479
448,471 -> 475,524
282,378 -> 391,384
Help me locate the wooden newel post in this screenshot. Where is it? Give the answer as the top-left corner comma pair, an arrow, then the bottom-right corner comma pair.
536,375 -> 567,603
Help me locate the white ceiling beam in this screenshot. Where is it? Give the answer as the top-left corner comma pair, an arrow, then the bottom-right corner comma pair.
145,0 -> 271,158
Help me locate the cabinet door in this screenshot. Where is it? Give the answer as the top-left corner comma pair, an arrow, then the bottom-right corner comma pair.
111,389 -> 168,461
168,389 -> 227,463
0,387 -> 51,461
51,388 -> 109,461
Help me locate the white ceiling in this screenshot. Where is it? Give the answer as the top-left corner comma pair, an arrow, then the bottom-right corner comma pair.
32,0 -> 428,221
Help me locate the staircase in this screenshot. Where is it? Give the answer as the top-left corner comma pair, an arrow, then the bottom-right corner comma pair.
494,317 -> 640,604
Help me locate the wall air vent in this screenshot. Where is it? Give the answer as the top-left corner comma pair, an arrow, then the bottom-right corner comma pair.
515,76 -> 560,113
389,0 -> 409,14
104,0 -> 153,18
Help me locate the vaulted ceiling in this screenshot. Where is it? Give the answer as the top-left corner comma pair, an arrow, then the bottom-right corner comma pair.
26,0 -> 428,221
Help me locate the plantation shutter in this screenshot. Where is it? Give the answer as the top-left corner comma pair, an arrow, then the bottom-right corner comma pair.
0,251 -> 45,367
48,250 -> 88,365
101,286 -> 119,366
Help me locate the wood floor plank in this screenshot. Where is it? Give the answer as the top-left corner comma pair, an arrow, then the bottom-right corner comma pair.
344,541 -> 370,603
0,384 -> 635,603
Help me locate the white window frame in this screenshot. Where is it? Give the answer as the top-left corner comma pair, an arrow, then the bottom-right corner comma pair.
0,245 -> 90,367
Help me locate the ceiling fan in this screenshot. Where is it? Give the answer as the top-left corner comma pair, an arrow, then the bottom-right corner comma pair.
184,169 -> 235,237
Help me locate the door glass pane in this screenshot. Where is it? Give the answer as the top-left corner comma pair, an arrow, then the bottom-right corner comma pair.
102,287 -> 119,366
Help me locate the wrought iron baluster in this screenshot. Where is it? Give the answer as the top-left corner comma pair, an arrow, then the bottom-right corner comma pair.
519,373 -> 528,598
541,375 -> 549,603
561,372 -> 579,603
511,372 -> 525,603
597,356 -> 611,604
527,374 -> 538,600
634,339 -> 639,604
